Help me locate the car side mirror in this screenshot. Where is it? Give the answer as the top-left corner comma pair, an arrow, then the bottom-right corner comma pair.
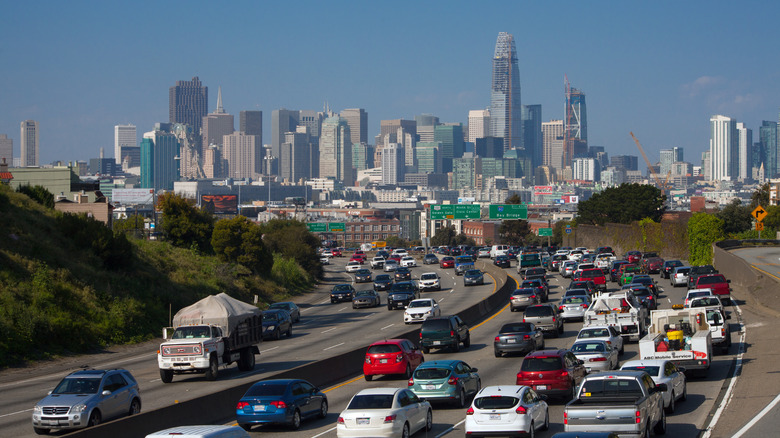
538,394 -> 549,401
654,383 -> 668,392
471,368 -> 479,372
726,314 -> 732,320
578,359 -> 585,365
102,390 -> 112,396
677,367 -> 686,373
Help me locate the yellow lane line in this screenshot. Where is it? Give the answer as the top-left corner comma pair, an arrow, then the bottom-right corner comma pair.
324,374 -> 365,393
751,264 -> 780,282
471,273 -> 518,332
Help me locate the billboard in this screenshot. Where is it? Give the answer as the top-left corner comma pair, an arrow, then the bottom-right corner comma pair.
561,195 -> 579,204
201,194 -> 238,214
111,188 -> 154,205
533,186 -> 553,195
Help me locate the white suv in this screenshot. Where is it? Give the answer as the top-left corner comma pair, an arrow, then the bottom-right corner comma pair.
419,272 -> 441,291
400,256 -> 417,268
403,298 -> 441,324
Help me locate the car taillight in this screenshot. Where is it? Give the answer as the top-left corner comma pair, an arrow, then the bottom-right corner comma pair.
365,356 -> 371,364
466,406 -> 474,415
396,353 -> 404,363
450,330 -> 455,337
721,328 -> 726,336
559,306 -> 565,311
420,332 -> 423,339
522,318 -> 526,322
516,405 -> 527,414
560,370 -> 569,378
495,336 -> 501,342
337,416 -> 345,424
408,378 -> 414,386
564,412 -> 568,424
270,400 -> 287,409
589,357 -> 607,362
636,410 -> 641,424
448,376 -> 459,385
236,401 -> 249,409
581,304 -> 589,309
524,334 -> 531,340
384,414 -> 396,423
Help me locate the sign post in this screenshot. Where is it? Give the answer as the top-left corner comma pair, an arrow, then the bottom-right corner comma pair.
752,205 -> 767,238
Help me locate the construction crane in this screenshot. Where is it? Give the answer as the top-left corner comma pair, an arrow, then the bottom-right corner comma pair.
630,132 -> 672,192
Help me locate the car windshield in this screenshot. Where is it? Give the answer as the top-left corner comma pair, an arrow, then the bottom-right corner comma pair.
580,270 -> 602,278
563,296 -> 587,305
571,342 -> 606,353
474,395 -> 519,410
521,357 -> 562,371
622,366 -> 661,377
333,285 -> 352,291
408,300 -> 433,308
421,274 -> 438,280
376,275 -> 391,281
579,328 -> 610,338
579,379 -> 643,400
392,283 -> 413,292
500,323 -> 534,333
172,326 -> 211,339
367,344 -> 401,354
348,394 -> 394,410
269,303 -> 291,311
263,311 -> 283,321
356,291 -> 374,297
692,297 -> 721,307
522,281 -> 541,288
465,270 -> 481,276
52,377 -> 101,394
357,269 -> 370,275
525,306 -> 553,317
413,367 -> 451,380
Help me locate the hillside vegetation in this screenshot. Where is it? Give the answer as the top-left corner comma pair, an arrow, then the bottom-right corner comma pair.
0,185 -> 315,368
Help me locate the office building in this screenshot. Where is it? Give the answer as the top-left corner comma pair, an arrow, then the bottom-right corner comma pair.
415,114 -> 439,127
340,108 -> 368,147
169,77 -> 208,140
522,104 -> 542,170
564,79 -> 588,167
453,154 -> 479,189
319,116 -> 354,186
203,145 -> 223,179
240,110 -> 262,138
381,143 -> 405,185
140,129 -> 179,191
710,115 -> 738,181
172,123 -> 203,180
468,109 -> 491,143
0,134 -> 12,165
119,146 -> 140,169
434,123 -> 465,173
202,87 -> 234,151
573,157 -> 599,182
610,155 -> 639,171
20,120 -> 39,167
280,131 -> 311,182
760,121 -> 778,178
490,32 -> 522,151
416,142 -> 442,174
737,123 -> 752,181
659,147 -> 683,179
223,131 -> 261,180
298,110 -> 324,143
475,137 -> 504,159
376,119 -> 416,167
542,120 -> 564,171
352,142 -> 374,173
271,109 -> 300,175
114,124 -> 136,165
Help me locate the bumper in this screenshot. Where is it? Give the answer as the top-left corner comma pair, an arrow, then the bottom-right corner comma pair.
464,279 -> 484,286
510,299 -> 536,309
331,294 -> 353,302
237,409 -> 293,426
337,422 -> 401,437
494,340 -> 535,354
32,413 -> 89,431
560,310 -> 586,320
387,299 -> 413,309
158,356 -> 209,371
410,387 -> 459,402
353,300 -> 377,308
404,312 -> 433,323
465,417 -> 531,436
419,283 -> 440,291
421,339 -> 457,349
364,362 -> 407,376
374,284 -> 391,291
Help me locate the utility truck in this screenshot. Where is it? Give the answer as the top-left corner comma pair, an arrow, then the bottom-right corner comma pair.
638,308 -> 712,376
157,293 -> 262,383
583,291 -> 648,341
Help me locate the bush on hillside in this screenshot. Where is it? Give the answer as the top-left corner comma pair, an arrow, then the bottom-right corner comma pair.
212,216 -> 273,275
16,184 -> 54,209
158,192 -> 214,253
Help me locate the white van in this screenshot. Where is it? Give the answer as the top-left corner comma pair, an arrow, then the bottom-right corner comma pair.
490,245 -> 508,259
146,425 -> 250,438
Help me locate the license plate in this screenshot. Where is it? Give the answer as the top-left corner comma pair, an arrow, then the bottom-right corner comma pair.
424,384 -> 436,390
380,358 -> 388,363
357,418 -> 370,425
489,414 -> 501,420
433,341 -> 441,345
536,385 -> 547,390
253,405 -> 266,412
507,338 -> 516,343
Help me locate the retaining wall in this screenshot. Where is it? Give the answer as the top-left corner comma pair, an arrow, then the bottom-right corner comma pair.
713,241 -> 780,316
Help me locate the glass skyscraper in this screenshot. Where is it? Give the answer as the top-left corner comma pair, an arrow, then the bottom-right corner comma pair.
760,121 -> 778,178
490,32 -> 522,152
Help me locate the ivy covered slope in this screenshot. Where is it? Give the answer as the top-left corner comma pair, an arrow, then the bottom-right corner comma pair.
0,185 -> 314,367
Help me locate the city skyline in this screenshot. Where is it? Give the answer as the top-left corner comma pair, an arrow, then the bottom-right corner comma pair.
1,1 -> 779,170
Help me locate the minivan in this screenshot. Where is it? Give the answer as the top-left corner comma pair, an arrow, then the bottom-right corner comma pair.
490,245 -> 508,259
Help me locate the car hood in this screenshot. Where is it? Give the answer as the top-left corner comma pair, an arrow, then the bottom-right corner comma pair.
37,393 -> 97,408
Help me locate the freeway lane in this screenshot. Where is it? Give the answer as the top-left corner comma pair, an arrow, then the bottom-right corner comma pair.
0,255 -> 499,438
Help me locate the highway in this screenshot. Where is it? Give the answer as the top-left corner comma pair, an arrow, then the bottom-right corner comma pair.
0,256 -> 500,438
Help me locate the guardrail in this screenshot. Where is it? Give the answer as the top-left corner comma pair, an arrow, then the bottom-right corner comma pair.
67,260 -> 516,438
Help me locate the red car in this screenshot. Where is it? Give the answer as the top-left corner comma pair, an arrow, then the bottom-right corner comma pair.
578,268 -> 607,291
363,339 -> 425,381
625,250 -> 642,264
695,273 -> 732,304
350,254 -> 365,264
331,248 -> 342,257
440,256 -> 455,268
642,257 -> 664,274
516,349 -> 587,401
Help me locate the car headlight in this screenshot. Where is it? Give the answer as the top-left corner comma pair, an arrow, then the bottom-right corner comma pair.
73,404 -> 88,413
33,405 -> 42,413
267,325 -> 275,330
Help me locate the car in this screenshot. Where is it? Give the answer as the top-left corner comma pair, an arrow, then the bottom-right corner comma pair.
577,268 -> 607,291
387,281 -> 420,310
478,247 -> 491,258
345,260 -> 362,273
455,255 -> 475,275
548,254 -> 569,271
596,246 -> 614,255
694,273 -> 732,304
463,269 -> 485,286
561,260 -> 577,278
557,295 -> 590,322
494,322 -> 545,357
418,272 -> 442,291
392,248 -> 409,257
423,253 -> 439,265
630,275 -> 658,296
661,260 -> 684,279
642,256 -> 665,274
330,284 -> 356,303
373,274 -> 393,291
146,425 -> 250,437
363,339 -> 425,381
671,266 -> 691,287
465,385 -> 549,437
320,256 -> 330,265
567,280 -> 596,297
562,288 -> 589,299
408,360 -> 481,407
621,359 -> 687,413
440,256 -> 455,268
510,288 -> 540,311
576,325 -> 624,355
609,260 -> 630,282
400,256 -> 417,268
268,301 -> 300,323
619,264 -> 641,286
394,266 -> 412,282
521,266 -> 547,279
383,259 -> 399,272
687,295 -> 724,309
321,250 -> 334,257
370,256 -> 386,270
570,339 -> 619,372
336,388 -> 432,438
625,250 -> 642,264
331,248 -> 343,257
516,349 -> 587,401
262,309 -> 293,340
352,289 -> 381,308
419,315 -> 471,353
349,254 -> 365,264
404,298 -> 441,323
628,286 -> 657,310
236,379 -> 327,431
684,288 -> 715,306
494,255 -> 511,268
353,268 -> 372,283
523,304 -> 563,337
521,278 -> 549,302
687,264 -> 719,289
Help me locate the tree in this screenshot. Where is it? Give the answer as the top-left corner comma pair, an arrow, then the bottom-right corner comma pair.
687,213 -> 724,265
385,235 -> 410,248
16,184 -> 54,208
499,220 -> 530,246
157,192 -> 214,252
505,193 -> 522,204
212,216 -> 272,275
261,219 -> 323,279
716,199 -> 752,236
431,225 -> 457,247
451,234 -> 477,247
750,183 -> 770,209
577,183 -> 666,225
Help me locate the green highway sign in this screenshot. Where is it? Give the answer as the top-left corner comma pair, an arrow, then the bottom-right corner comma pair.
429,204 -> 481,220
328,222 -> 346,232
307,223 -> 327,232
538,228 -> 553,236
488,204 -> 528,220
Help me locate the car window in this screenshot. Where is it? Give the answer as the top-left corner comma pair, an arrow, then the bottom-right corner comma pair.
523,390 -> 534,403
348,394 -> 394,409
571,342 -> 606,353
665,362 -> 677,376
521,357 -> 562,371
397,391 -> 412,407
580,379 -> 643,399
474,395 -> 519,409
103,373 -> 128,392
291,383 -> 305,396
299,382 -> 315,394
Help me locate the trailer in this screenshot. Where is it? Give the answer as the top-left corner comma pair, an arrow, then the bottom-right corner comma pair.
639,308 -> 712,376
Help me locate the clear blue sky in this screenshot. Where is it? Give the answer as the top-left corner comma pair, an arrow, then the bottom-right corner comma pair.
2,0 -> 779,171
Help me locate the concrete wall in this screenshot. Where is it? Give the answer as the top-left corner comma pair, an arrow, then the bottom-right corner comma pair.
565,219 -> 689,260
66,261 -> 515,438
713,241 -> 780,317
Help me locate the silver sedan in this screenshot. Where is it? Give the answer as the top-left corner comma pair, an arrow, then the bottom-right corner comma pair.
558,295 -> 590,321
621,359 -> 687,413
570,340 -> 619,372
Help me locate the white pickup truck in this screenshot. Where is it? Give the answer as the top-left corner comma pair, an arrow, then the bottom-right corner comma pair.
370,256 -> 386,270
594,252 -> 616,273
639,308 -> 713,376
583,292 -> 648,341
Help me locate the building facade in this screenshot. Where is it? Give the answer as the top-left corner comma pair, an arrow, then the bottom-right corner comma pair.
542,119 -> 564,171
223,131 -> 261,180
20,120 -> 39,167
0,134 -> 12,165
737,123 -> 752,181
141,130 -> 180,191
522,104 -> 542,171
340,108 -> 368,147
468,109 -> 491,143
169,77 -> 208,140
279,131 -> 311,182
381,143 -> 405,185
271,109 -> 300,175
434,123 -> 465,173
319,116 -> 354,186
710,115 -> 738,181
490,32 -> 522,152
114,124 -> 136,165
240,110 -> 262,138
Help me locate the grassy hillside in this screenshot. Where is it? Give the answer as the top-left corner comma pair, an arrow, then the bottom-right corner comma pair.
0,185 -> 306,368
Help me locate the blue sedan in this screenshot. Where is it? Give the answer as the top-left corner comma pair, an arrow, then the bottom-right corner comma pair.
236,379 -> 328,431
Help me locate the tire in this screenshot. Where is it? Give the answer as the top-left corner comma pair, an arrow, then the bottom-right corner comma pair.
87,410 -> 101,427
204,355 -> 218,381
529,421 -> 535,438
456,388 -> 467,408
681,384 -> 688,401
388,304 -> 393,311
286,325 -> 293,337
239,424 -> 252,431
666,391 -> 676,414
401,422 -> 410,438
365,374 -> 373,381
318,399 -> 328,419
238,348 -> 256,371
290,409 -> 301,430
425,409 -> 433,431
654,409 -> 667,434
510,306 -> 517,312
160,369 -> 173,383
559,323 -> 564,334
463,333 -> 471,348
452,339 -> 460,352
494,348 -> 502,358
128,398 -> 141,416
33,427 -> 50,435
403,364 -> 412,380
273,329 -> 281,341
540,408 -> 549,430
422,346 -> 430,354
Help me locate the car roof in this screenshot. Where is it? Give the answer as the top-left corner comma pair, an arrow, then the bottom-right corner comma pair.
354,387 -> 403,396
369,339 -> 407,346
409,298 -> 434,304
67,369 -> 113,377
621,359 -> 671,368
476,385 -> 526,397
416,359 -> 460,369
525,349 -> 567,358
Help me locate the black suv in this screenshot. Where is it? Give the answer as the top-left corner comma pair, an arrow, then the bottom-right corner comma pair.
330,284 -> 355,303
387,281 -> 419,310
419,315 -> 471,353
394,267 -> 412,282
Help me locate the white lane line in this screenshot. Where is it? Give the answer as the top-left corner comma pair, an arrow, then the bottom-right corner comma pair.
439,298 -> 446,303
299,320 -> 311,325
436,419 -> 466,437
323,343 -> 344,351
338,307 -> 348,312
732,392 -> 780,437
0,408 -> 33,418
321,327 -> 337,334
380,324 -> 394,330
667,298 -> 672,303
261,346 -> 279,353
318,299 -> 330,304
701,301 -> 747,438
310,426 -> 337,438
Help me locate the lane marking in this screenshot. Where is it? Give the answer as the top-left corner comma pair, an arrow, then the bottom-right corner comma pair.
323,375 -> 364,393
323,342 -> 344,351
260,346 -> 279,353
0,408 -> 33,418
731,392 -> 780,437
436,419 -> 466,437
321,327 -> 337,334
380,324 -> 394,330
338,307 -> 348,312
310,426 -> 337,438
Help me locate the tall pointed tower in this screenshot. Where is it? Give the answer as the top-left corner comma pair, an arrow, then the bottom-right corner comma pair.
490,32 -> 522,152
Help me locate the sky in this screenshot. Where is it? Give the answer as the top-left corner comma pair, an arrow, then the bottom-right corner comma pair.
2,0 -> 780,171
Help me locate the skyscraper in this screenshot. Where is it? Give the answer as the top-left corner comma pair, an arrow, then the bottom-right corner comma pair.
468,109 -> 491,143
280,131 -> 311,182
522,104 -> 542,170
760,121 -> 778,178
710,115 -> 738,181
202,87 -> 234,152
140,129 -> 179,191
659,147 -> 683,179
169,77 -> 208,139
381,143 -> 405,185
0,134 -> 13,165
564,78 -> 587,167
223,131 -> 261,180
490,32 -> 522,152
271,109 -> 300,175
340,108 -> 368,147
114,124 -> 136,165
434,123 -> 465,173
20,120 -> 39,167
240,110 -> 263,138
542,120 -> 564,171
319,116 -> 354,186
736,123 -> 752,181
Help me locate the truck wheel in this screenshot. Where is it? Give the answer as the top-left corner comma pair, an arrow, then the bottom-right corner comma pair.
204,356 -> 218,381
654,409 -> 667,434
463,333 -> 471,348
160,369 -> 173,383
238,348 -> 255,371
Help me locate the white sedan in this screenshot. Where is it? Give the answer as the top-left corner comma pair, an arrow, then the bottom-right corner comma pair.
621,359 -> 687,413
337,387 -> 432,437
320,256 -> 330,265
576,325 -> 625,355
465,385 -> 548,436
400,256 -> 417,268
346,261 -> 362,273
404,298 -> 441,324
